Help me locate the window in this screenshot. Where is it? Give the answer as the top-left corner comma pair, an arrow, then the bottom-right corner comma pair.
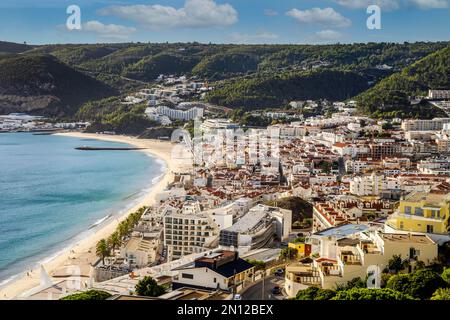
414,207 -> 423,216
182,273 -> 194,279
404,206 -> 411,214
400,221 -> 404,230
427,225 -> 434,233
213,277 -> 217,283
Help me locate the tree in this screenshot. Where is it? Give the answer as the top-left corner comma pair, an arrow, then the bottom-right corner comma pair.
95,239 -> 110,265
280,247 -> 298,260
387,269 -> 448,299
415,260 -> 426,271
336,277 -> 366,291
441,268 -> 450,285
246,260 -> 266,271
331,288 -> 415,300
295,286 -> 336,300
387,255 -> 404,273
431,288 -> 450,300
60,290 -> 112,300
118,220 -> 130,239
386,273 -> 411,292
107,232 -> 121,251
407,269 -> 448,299
135,276 -> 166,297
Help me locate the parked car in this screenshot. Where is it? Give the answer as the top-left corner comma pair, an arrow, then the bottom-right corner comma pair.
233,294 -> 242,300
271,286 -> 281,295
274,268 -> 284,277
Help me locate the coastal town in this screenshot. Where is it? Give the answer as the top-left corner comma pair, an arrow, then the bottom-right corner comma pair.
1,0 -> 450,315
2,82 -> 449,302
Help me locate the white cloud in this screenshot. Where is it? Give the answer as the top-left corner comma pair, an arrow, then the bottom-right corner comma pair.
409,0 -> 449,9
333,0 -> 449,10
229,31 -> 279,44
286,7 -> 352,27
316,29 -> 343,40
264,9 -> 278,16
82,20 -> 136,39
332,0 -> 401,11
98,0 -> 238,29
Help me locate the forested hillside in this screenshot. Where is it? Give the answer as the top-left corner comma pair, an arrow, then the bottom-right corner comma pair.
205,70 -> 371,109
356,45 -> 450,118
0,41 -> 448,118
0,54 -> 117,116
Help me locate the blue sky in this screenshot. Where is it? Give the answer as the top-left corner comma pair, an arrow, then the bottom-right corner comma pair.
0,0 -> 449,44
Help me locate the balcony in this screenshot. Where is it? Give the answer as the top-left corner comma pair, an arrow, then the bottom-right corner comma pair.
314,258 -> 341,277
339,251 -> 362,265
286,263 -> 321,285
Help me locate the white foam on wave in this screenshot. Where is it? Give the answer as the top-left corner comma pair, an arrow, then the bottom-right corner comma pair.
89,214 -> 112,229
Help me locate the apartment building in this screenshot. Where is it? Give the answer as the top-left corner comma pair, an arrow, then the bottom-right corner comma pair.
367,143 -> 402,159
402,118 -> 450,131
285,228 -> 438,296
349,173 -> 400,197
219,204 -> 292,254
200,119 -> 239,134
386,191 -> 450,236
417,158 -> 450,175
146,105 -> 204,121
312,197 -> 395,232
428,89 -> 450,100
163,201 -> 219,261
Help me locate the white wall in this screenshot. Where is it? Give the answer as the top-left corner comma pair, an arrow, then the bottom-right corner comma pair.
174,267 -> 228,290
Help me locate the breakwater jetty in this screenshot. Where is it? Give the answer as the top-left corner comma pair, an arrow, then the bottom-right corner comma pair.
75,146 -> 147,151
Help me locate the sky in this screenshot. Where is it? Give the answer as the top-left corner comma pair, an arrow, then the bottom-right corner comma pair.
0,0 -> 449,45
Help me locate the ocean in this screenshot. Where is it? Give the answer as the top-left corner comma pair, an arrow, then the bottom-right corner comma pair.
0,133 -> 165,285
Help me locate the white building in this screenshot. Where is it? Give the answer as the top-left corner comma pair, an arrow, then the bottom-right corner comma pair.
121,237 -> 157,268
350,173 -> 400,196
428,89 -> 450,100
146,106 -> 203,121
402,118 -> 450,131
172,251 -> 255,291
219,204 -> 292,254
163,201 -> 219,261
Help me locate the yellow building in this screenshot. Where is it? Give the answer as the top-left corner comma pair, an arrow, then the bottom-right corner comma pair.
284,231 -> 438,296
386,192 -> 450,235
288,242 -> 311,258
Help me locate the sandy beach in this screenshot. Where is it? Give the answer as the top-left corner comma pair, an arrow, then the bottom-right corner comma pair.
0,132 -> 186,300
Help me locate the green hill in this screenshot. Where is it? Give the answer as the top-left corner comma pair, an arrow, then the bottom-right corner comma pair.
205,70 -> 371,109
0,40 -> 34,54
123,52 -> 201,81
0,54 -> 117,116
356,45 -> 450,118
33,42 -> 448,83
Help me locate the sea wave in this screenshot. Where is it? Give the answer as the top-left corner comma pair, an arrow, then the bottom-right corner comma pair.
88,214 -> 112,230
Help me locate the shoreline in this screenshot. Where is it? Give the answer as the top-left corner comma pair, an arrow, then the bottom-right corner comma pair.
0,132 -> 183,300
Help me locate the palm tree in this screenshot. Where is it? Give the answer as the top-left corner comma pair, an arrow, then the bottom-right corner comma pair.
118,221 -> 129,239
96,239 -> 110,265
107,232 -> 121,251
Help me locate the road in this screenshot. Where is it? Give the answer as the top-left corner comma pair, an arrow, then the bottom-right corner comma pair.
241,275 -> 284,300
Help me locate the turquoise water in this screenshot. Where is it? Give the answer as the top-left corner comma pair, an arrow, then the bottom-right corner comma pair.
0,133 -> 164,285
